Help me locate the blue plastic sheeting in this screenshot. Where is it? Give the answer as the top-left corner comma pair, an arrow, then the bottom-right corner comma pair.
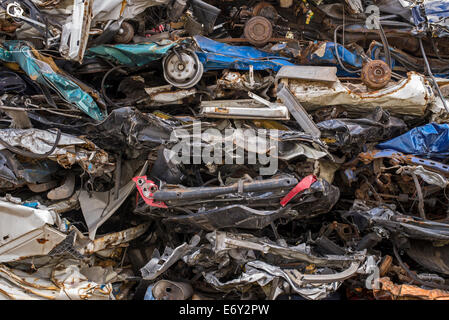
424,1 -> 449,23
368,43 -> 397,67
0,41 -> 104,121
87,40 -> 177,67
304,42 -> 363,77
193,35 -> 295,72
411,5 -> 426,26
423,0 -> 449,18
423,0 -> 449,38
22,202 -> 39,209
377,123 -> 449,160
412,1 -> 449,37
144,285 -> 155,300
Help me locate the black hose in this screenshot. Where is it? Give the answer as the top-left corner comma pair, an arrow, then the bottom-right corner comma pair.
333,25 -> 361,74
101,66 -> 127,109
393,244 -> 449,291
0,128 -> 61,159
419,38 -> 449,113
334,22 -> 392,74
378,23 -> 392,69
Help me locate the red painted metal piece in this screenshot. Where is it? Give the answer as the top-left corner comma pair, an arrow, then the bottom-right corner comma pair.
133,175 -> 167,208
280,175 -> 317,207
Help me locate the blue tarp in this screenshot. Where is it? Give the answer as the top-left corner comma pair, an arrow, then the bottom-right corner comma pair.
411,5 -> 426,27
423,0 -> 449,25
377,123 -> 449,160
0,41 -> 104,121
423,0 -> 449,37
303,41 -> 363,77
411,1 -> 449,37
193,35 -> 295,72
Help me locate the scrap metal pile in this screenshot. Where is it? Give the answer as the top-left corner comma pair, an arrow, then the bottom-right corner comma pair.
1,0 -> 449,300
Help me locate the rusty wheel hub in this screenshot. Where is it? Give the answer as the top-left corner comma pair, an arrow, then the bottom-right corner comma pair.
243,16 -> 272,47
252,2 -> 277,20
361,60 -> 392,90
114,21 -> 135,44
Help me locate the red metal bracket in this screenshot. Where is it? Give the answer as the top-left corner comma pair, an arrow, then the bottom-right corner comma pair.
133,175 -> 167,208
280,174 -> 317,207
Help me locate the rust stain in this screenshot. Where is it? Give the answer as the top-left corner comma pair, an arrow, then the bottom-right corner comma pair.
214,107 -> 230,114
374,277 -> 449,300
36,238 -> 49,244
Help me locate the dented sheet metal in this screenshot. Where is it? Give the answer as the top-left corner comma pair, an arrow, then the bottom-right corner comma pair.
349,203 -> 449,241
208,231 -> 364,268
0,260 -> 114,300
1,0 -> 449,302
79,161 -> 148,240
204,260 -> 344,300
280,72 -> 433,116
92,0 -> 171,22
76,223 -> 150,255
318,107 -> 407,151
374,277 -> 449,300
87,41 -> 177,67
0,128 -> 114,176
140,235 -> 200,280
0,42 -> 104,120
200,100 -> 289,120
59,0 -> 94,63
0,199 -> 65,263
164,205 -> 298,231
